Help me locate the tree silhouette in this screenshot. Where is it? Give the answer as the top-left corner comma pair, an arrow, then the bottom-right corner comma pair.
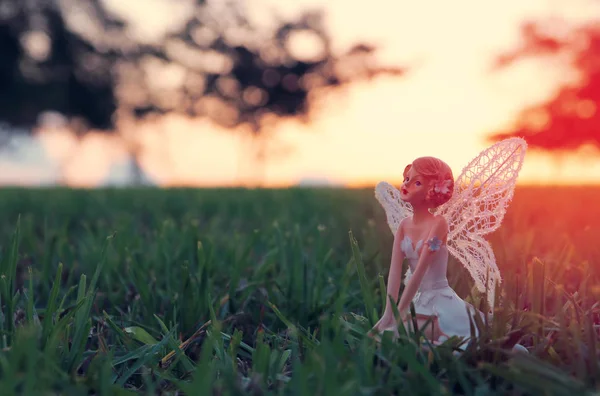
490,20 -> 600,152
0,0 -> 405,184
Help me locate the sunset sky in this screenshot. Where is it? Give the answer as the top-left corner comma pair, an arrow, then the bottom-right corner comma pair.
2,0 -> 600,187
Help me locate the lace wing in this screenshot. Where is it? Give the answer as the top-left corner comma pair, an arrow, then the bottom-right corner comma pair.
435,137 -> 527,307
450,234 -> 500,309
374,181 -> 413,234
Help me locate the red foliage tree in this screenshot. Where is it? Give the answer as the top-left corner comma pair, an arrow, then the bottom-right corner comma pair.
490,21 -> 600,152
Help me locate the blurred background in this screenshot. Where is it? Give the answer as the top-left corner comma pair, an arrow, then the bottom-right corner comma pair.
0,0 -> 599,188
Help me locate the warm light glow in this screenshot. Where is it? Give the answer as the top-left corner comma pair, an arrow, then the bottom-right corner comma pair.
3,0 -> 600,187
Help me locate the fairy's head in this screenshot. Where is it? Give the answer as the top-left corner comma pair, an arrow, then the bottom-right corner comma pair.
401,156 -> 454,208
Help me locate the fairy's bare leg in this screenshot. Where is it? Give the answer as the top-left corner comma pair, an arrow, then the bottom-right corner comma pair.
403,313 -> 447,342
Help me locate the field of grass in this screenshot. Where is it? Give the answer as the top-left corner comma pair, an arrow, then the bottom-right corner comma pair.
0,185 -> 598,395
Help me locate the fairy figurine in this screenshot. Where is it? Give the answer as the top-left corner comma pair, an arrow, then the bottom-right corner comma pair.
370,137 -> 527,346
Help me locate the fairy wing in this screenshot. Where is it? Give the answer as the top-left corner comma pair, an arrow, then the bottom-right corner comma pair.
374,181 -> 413,234
434,137 -> 528,309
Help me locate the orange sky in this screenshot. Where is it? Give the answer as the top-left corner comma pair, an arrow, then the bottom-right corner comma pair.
2,0 -> 600,187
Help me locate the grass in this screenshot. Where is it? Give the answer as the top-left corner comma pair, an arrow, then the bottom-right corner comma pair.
0,185 -> 598,395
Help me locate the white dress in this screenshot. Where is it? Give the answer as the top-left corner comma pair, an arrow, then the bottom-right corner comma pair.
400,235 -> 484,343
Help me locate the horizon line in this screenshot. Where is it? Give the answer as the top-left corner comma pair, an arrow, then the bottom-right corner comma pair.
0,180 -> 598,189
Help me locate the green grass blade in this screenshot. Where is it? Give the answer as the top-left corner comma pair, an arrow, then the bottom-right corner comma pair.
41,263 -> 64,347
349,231 -> 376,325
0,215 -> 21,344
115,327 -> 177,387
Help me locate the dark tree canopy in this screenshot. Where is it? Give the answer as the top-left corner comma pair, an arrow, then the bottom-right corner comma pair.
0,0 -> 405,137
490,21 -> 600,152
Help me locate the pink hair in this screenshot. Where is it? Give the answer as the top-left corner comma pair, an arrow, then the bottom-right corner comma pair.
403,156 -> 454,207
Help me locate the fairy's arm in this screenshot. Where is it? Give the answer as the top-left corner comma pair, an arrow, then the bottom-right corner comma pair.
396,216 -> 449,318
371,220 -> 406,333
382,219 -> 407,315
